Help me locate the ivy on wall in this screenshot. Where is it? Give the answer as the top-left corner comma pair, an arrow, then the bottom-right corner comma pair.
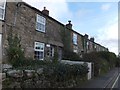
61,26 -> 72,52
60,26 -> 82,60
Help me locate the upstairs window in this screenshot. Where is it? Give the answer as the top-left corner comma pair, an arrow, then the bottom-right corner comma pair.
34,42 -> 44,60
0,0 -> 6,20
36,14 -> 46,32
73,33 -> 77,45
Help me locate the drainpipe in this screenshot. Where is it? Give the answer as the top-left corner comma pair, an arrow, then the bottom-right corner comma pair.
13,2 -> 21,26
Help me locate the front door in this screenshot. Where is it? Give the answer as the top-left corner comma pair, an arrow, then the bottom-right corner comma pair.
46,45 -> 54,60
58,47 -> 62,60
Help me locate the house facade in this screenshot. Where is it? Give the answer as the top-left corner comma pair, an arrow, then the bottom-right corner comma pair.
0,1 -> 108,63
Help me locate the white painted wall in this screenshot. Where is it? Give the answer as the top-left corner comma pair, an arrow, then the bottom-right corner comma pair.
87,62 -> 91,80
61,60 -> 92,80
0,34 -> 2,63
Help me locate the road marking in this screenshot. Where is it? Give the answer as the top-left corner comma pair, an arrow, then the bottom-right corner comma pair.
111,73 -> 120,89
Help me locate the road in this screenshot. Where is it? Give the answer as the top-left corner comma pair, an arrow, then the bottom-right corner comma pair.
112,72 -> 120,89
78,68 -> 119,88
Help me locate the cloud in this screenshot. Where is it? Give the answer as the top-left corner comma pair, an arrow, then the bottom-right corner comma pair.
96,17 -> 118,55
23,0 -> 118,55
23,0 -> 72,23
101,3 -> 111,11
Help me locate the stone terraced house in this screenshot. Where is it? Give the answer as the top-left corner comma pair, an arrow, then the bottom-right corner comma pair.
0,0 -> 108,63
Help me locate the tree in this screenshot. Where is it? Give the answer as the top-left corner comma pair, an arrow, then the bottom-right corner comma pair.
7,27 -> 25,67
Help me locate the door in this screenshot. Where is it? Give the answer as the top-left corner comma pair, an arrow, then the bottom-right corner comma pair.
58,47 -> 62,60
46,45 -> 54,60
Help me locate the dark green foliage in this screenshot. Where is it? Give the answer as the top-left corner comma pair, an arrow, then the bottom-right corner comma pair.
53,47 -> 59,63
61,27 -> 72,52
43,62 -> 89,82
83,51 -> 118,76
115,57 -> 120,67
15,59 -> 46,69
3,61 -> 88,88
63,50 -> 82,61
7,27 -> 25,67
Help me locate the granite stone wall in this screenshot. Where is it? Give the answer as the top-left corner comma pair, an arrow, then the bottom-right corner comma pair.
2,2 -> 64,61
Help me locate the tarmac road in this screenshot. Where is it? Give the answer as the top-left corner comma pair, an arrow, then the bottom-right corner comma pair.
77,68 -> 119,88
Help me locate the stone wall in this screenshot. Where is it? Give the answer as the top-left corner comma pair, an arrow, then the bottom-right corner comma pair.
2,64 -> 46,88
2,63 -> 88,88
2,2 -> 64,61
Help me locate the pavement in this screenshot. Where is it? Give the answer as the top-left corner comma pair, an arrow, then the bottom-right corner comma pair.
77,67 -> 119,88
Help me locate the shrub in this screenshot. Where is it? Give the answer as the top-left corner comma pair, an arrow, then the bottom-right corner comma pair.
53,47 -> 59,63
63,50 -> 82,61
83,51 -> 118,76
43,62 -> 89,82
7,28 -> 25,67
116,57 -> 120,67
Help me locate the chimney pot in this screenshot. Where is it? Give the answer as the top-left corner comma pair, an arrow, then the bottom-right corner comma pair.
66,20 -> 72,29
68,20 -> 71,24
44,7 -> 46,10
42,7 -> 49,16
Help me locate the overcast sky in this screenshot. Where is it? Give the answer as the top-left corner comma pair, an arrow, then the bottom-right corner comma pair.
23,0 -> 119,55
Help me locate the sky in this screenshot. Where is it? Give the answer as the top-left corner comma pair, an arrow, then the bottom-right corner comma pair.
23,0 -> 118,55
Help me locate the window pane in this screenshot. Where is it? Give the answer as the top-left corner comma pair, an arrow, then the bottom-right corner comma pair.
0,0 -> 5,20
36,22 -> 45,32
39,52 -> 43,59
0,8 -> 4,19
73,33 -> 77,45
0,2 -> 4,8
0,0 -> 5,8
0,8 -> 3,14
34,42 -> 44,60
0,14 -> 3,19
36,14 -> 46,32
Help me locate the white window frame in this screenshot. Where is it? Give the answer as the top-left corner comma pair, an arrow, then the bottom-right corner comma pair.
36,14 -> 46,32
73,33 -> 77,45
87,41 -> 89,50
94,45 -> 96,49
0,0 -> 6,20
0,34 -> 2,61
34,42 -> 44,60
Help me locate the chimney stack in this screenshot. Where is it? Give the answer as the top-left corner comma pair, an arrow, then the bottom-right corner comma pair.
66,20 -> 72,29
84,34 -> 88,39
90,37 -> 94,42
42,7 -> 49,16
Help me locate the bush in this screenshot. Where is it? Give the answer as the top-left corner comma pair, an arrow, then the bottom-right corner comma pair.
43,62 -> 89,82
7,29 -> 25,67
83,51 -> 118,76
63,50 -> 82,61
